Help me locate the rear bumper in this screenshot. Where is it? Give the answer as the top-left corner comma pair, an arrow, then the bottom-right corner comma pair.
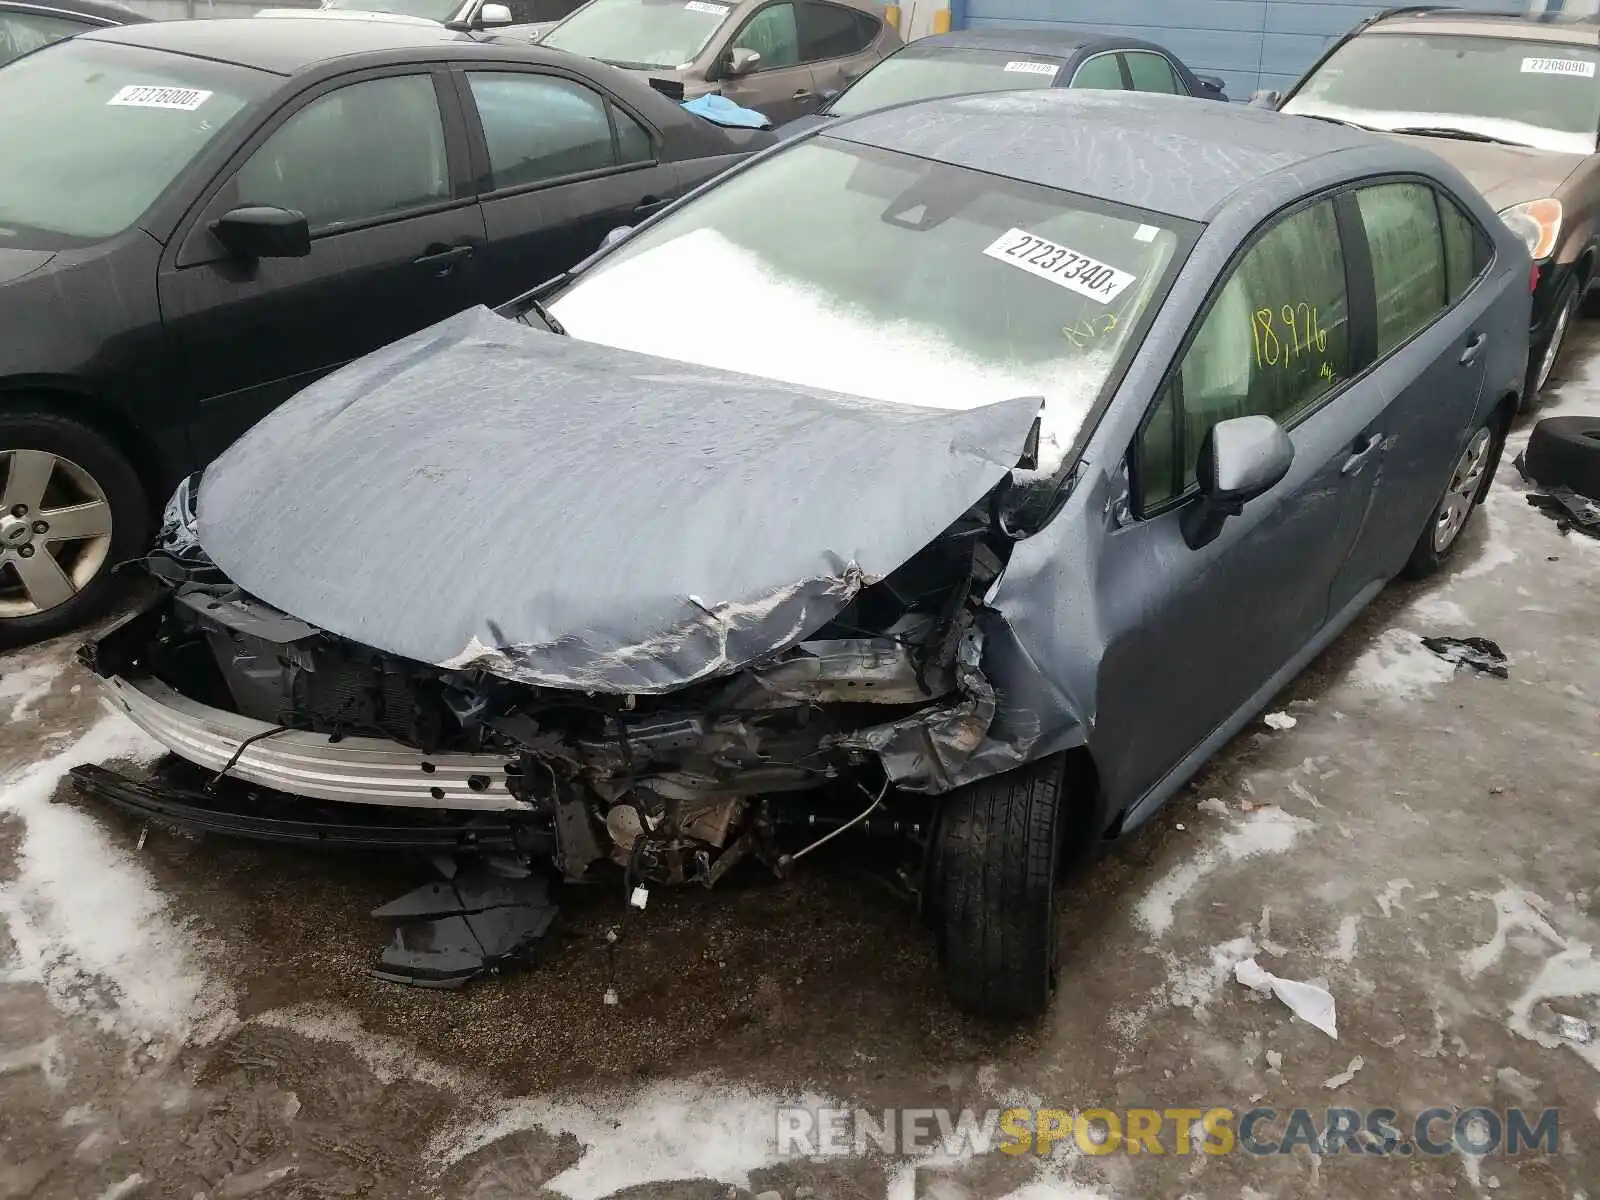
97,674 -> 527,813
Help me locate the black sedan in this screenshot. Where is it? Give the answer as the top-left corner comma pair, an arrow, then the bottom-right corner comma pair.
0,18 -> 774,644
779,26 -> 1227,136
0,0 -> 145,66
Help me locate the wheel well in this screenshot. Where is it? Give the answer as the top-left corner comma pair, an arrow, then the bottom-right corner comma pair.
0,387 -> 173,516
1058,746 -> 1103,871
1577,250 -> 1595,292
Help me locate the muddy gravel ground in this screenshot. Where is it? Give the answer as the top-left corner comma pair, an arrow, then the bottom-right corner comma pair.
2,331 -> 1599,1200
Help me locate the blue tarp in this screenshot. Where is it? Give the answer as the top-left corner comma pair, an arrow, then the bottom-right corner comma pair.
682,93 -> 772,129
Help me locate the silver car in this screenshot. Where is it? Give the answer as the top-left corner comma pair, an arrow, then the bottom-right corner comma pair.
77,91 -> 1530,1019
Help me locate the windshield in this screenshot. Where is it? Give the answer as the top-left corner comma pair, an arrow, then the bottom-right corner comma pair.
543,0 -> 733,69
324,0 -> 460,19
830,46 -> 1066,117
550,138 -> 1187,468
1283,32 -> 1600,154
0,40 -> 267,248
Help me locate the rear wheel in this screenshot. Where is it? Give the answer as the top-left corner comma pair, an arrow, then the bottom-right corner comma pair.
0,410 -> 147,648
930,755 -> 1066,1019
1400,418 -> 1501,580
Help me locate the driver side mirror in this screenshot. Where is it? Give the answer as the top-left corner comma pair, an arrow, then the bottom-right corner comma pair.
726,46 -> 761,76
1196,73 -> 1227,98
211,206 -> 310,260
1180,415 -> 1294,550
477,2 -> 513,26
1248,88 -> 1281,110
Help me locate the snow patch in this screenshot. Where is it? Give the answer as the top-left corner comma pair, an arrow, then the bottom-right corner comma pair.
1136,807 -> 1313,936
0,660 -> 62,722
1506,943 -> 1600,1075
0,715 -> 233,1044
1461,887 -> 1565,979
1343,628 -> 1457,700
1329,915 -> 1360,963
1406,593 -> 1470,627
431,1076 -> 834,1200
252,1004 -> 479,1095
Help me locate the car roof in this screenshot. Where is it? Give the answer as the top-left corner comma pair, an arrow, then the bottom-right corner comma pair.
81,15 -> 508,75
1368,7 -> 1600,44
1,0 -> 148,22
911,27 -> 1097,55
827,89 -> 1398,223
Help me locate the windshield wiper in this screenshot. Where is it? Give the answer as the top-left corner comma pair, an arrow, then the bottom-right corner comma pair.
1387,125 -> 1522,146
1297,113 -> 1374,130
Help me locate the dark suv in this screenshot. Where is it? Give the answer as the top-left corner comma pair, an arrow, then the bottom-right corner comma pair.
1258,5 -> 1600,399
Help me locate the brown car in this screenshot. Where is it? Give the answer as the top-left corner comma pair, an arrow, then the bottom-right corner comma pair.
540,0 -> 900,126
1268,7 -> 1600,397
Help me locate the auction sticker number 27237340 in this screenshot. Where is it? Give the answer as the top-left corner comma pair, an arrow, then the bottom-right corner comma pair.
983,228 -> 1137,304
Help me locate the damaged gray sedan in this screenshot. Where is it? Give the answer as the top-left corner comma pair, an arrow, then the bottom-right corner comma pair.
76,90 -> 1531,1017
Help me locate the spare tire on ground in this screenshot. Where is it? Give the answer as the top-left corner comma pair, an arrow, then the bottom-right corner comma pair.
1524,415 -> 1600,501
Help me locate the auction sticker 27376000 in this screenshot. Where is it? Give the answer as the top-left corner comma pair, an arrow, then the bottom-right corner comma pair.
982,228 -> 1136,304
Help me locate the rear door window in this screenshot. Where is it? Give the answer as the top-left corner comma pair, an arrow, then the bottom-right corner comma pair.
1124,51 -> 1183,94
468,72 -> 639,188
798,0 -> 871,61
1356,181 -> 1448,355
1438,191 -> 1491,302
1070,53 -> 1125,90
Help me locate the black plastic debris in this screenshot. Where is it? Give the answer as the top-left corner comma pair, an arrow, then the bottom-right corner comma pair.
1527,487 -> 1600,540
1420,636 -> 1510,680
371,868 -> 558,989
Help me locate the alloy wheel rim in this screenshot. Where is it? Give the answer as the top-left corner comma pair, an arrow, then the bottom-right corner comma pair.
1536,295 -> 1573,393
0,449 -> 114,618
1432,427 -> 1493,554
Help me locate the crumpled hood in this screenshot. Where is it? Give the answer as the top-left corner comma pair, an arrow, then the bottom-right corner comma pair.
1383,133 -> 1585,209
197,307 -> 1040,694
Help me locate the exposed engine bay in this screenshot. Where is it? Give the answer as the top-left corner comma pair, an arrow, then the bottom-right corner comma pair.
82,490 -> 1020,898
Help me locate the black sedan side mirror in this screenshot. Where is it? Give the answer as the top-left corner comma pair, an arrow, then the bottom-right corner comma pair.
1248,88 -> 1282,110
1181,415 -> 1294,550
212,206 -> 311,260
1196,74 -> 1227,98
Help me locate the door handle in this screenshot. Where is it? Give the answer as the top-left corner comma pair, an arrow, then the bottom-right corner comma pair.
633,196 -> 670,218
1459,332 -> 1487,366
414,243 -> 473,275
1340,431 -> 1383,476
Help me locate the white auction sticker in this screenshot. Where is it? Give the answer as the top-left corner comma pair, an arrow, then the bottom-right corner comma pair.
1522,56 -> 1595,78
684,1 -> 730,14
107,84 -> 212,111
982,228 -> 1135,304
1003,60 -> 1059,77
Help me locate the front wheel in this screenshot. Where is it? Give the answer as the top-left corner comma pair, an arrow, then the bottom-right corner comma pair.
1400,418 -> 1501,580
1528,277 -> 1579,401
929,755 -> 1066,1019
0,410 -> 148,648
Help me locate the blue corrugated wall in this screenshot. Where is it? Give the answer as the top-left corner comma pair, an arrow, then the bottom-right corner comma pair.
950,0 -> 1529,98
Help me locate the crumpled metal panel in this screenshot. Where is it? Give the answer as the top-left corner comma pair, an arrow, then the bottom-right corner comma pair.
197,307 -> 1041,695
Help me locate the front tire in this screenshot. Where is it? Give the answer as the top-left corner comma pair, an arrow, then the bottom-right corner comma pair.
0,409 -> 148,649
1400,417 -> 1502,580
930,755 -> 1066,1019
1528,277 -> 1579,401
